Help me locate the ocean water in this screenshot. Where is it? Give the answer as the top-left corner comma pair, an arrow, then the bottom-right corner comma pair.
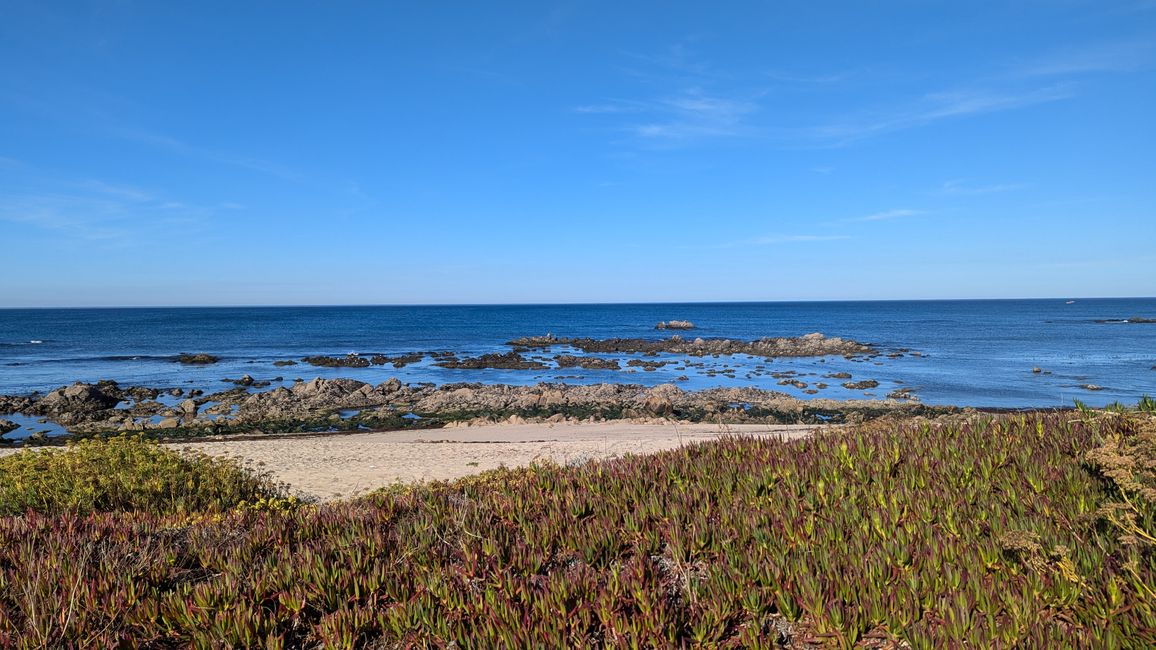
0,299 -> 1153,409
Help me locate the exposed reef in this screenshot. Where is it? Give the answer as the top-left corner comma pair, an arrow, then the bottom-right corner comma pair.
0,378 -> 947,440
508,332 -> 873,358
302,355 -> 371,368
176,353 -> 219,365
552,355 -> 621,370
433,351 -> 547,370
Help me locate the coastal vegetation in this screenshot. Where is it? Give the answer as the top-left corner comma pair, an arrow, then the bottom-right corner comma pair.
0,435 -> 287,517
0,407 -> 1153,646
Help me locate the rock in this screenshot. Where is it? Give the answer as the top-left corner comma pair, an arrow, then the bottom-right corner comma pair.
0,395 -> 34,414
507,333 -> 873,359
553,355 -> 621,370
434,351 -> 547,370
0,419 -> 17,436
168,388 -> 183,397
824,372 -> 853,379
369,353 -> 424,368
35,382 -> 121,416
843,380 -> 880,390
1032,367 -> 1042,374
302,355 -> 371,368
626,359 -> 671,372
1080,384 -> 1104,391
179,399 -> 198,416
273,360 -> 298,367
655,320 -> 696,330
176,353 -> 219,365
156,417 -> 181,429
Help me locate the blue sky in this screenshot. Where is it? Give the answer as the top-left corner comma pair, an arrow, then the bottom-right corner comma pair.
1,1 -> 1154,307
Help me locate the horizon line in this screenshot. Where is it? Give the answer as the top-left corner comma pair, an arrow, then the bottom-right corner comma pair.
1,295 -> 1153,310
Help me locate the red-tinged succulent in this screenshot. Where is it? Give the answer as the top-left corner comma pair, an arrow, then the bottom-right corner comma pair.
0,411 -> 1154,646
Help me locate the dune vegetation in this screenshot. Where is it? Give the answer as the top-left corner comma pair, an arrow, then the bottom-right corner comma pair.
0,408 -> 1153,647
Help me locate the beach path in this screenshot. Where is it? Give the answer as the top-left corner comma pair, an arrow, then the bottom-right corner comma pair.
168,421 -> 818,500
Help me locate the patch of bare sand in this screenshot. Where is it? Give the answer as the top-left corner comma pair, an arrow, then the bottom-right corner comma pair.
168,421 -> 818,500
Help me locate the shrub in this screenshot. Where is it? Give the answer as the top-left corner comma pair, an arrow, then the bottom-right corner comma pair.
1,414 -> 1154,646
0,435 -> 287,517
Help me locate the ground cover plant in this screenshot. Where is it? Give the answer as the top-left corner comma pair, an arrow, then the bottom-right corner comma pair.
0,435 -> 288,517
0,411 -> 1153,647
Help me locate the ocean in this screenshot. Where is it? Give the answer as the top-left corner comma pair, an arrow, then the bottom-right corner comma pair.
1,299 -> 1153,411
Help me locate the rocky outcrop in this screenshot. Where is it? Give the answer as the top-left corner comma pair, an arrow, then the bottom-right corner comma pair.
656,320 -> 695,330
509,332 -> 872,359
0,395 -> 34,415
0,419 -> 17,436
33,382 -> 121,416
176,353 -> 219,365
6,373 -> 943,436
370,353 -> 424,368
229,377 -> 411,422
843,380 -> 880,390
626,359 -> 673,372
553,355 -> 621,370
434,352 -> 547,370
302,355 -> 371,368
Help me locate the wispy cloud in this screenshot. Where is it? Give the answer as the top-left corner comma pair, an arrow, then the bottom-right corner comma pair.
941,179 -> 1026,195
800,84 -> 1074,146
1010,40 -> 1154,77
579,88 -> 761,142
848,209 -> 924,223
752,234 -> 850,245
576,43 -> 764,145
765,69 -> 852,85
0,177 -> 224,245
113,128 -> 302,181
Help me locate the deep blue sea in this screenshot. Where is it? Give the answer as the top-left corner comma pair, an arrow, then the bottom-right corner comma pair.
1,299 -> 1154,410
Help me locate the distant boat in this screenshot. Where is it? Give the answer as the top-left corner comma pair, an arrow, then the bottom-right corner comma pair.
1065,300 -> 1076,304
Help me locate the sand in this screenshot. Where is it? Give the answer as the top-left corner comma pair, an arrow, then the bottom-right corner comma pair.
165,421 -> 818,500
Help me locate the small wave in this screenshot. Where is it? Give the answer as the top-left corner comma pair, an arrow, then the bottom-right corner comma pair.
98,355 -> 173,362
0,340 -> 48,347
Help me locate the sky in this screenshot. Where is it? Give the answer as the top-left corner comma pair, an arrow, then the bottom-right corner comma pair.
1,1 -> 1154,307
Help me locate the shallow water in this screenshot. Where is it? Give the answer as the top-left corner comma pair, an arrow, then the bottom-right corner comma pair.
0,299 -> 1153,408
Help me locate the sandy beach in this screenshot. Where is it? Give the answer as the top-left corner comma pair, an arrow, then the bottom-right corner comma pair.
165,421 -> 817,500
